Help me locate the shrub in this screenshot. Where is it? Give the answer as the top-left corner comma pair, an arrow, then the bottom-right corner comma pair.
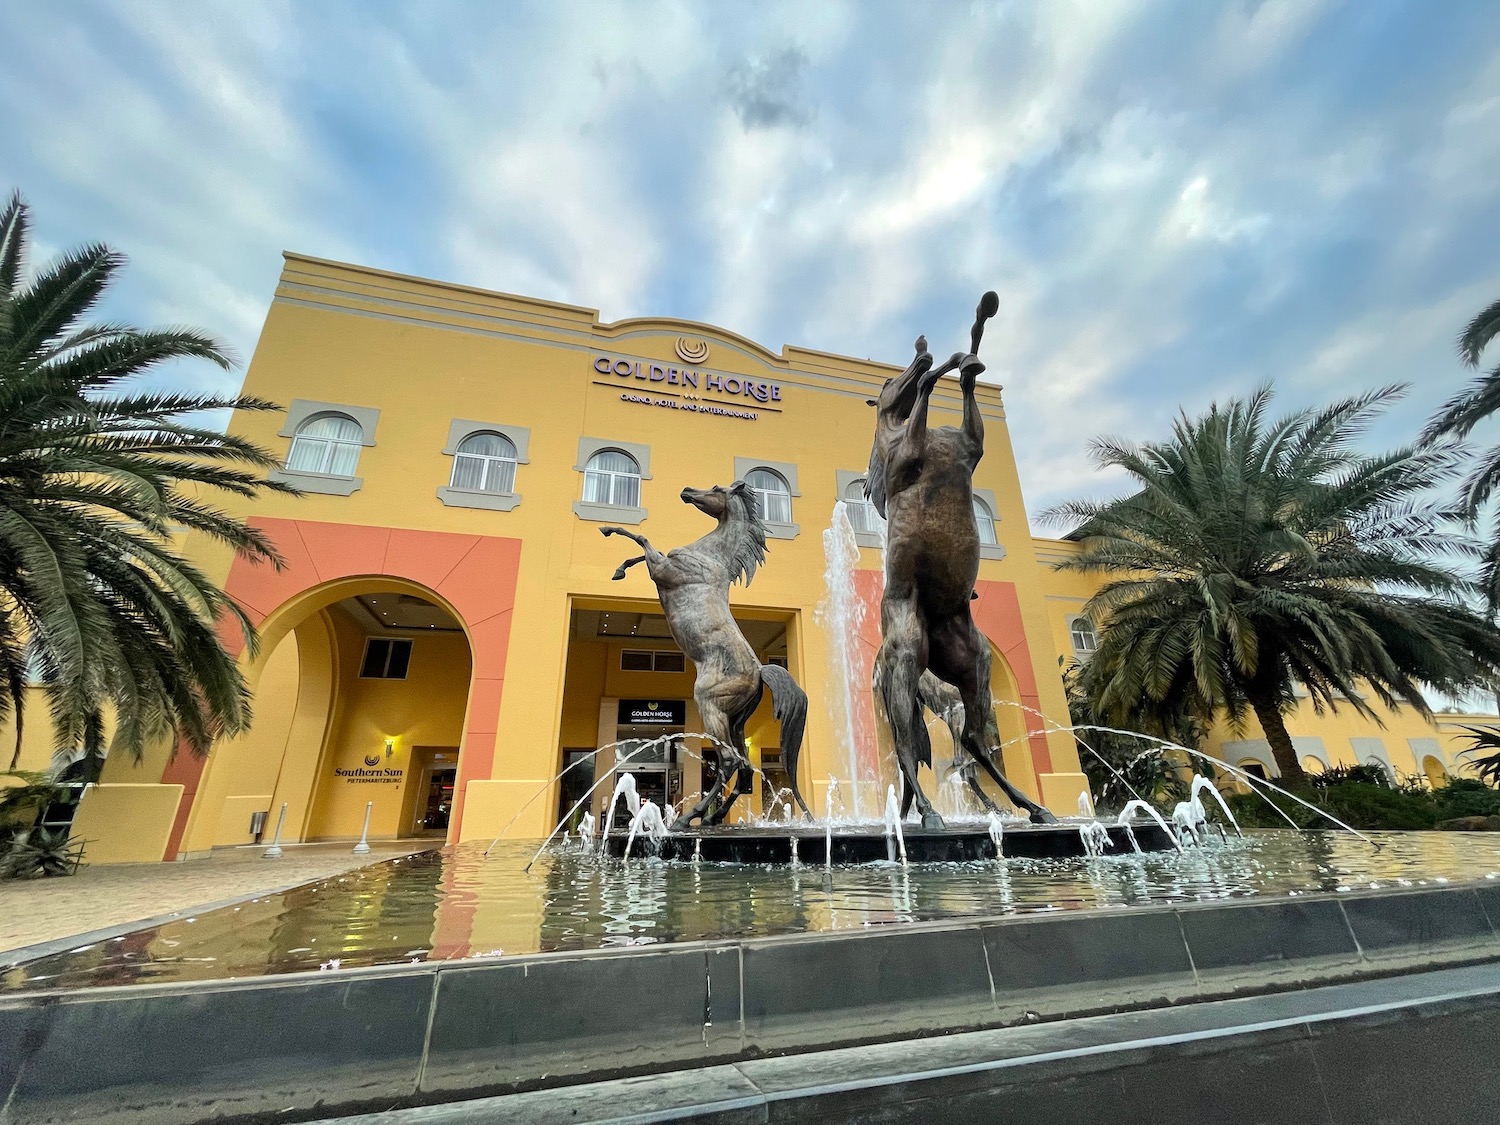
1434,777 -> 1500,820
0,826 -> 83,879
1226,777 -> 1439,831
0,773 -> 83,879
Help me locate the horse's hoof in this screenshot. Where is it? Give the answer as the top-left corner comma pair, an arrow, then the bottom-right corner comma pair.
1029,808 -> 1058,825
921,811 -> 945,830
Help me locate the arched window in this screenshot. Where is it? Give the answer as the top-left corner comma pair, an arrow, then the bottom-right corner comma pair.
843,477 -> 879,533
583,449 -> 641,508
1069,616 -> 1098,656
972,495 -> 998,546
450,431 -> 517,494
286,412 -> 362,475
745,468 -> 792,523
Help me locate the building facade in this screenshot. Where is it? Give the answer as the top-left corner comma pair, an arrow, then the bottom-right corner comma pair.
11,254 -> 1492,862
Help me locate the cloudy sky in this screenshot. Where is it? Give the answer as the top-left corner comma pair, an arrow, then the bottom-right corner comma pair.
5,0 -> 1500,525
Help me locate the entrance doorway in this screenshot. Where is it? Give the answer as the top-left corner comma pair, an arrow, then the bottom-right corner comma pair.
408,747 -> 459,835
557,599 -> 798,825
557,749 -> 596,833
294,589 -> 471,842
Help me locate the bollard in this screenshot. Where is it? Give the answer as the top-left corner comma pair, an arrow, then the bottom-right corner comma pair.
353,800 -> 373,855
262,801 -> 289,858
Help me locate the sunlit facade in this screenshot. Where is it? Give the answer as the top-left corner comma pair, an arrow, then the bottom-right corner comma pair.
7,253 -> 1493,862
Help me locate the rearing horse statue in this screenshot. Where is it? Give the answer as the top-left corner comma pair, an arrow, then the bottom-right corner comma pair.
602,481 -> 811,826
866,292 -> 1056,828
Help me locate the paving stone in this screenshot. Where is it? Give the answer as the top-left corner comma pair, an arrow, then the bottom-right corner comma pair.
0,841 -> 431,958
1310,993 -> 1500,1125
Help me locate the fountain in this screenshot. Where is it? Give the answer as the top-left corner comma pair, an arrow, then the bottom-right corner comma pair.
582,293 -> 1182,865
883,784 -> 909,866
6,297 -> 1497,1125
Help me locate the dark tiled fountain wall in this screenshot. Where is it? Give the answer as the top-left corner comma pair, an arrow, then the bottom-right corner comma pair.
1,884 -> 1498,1125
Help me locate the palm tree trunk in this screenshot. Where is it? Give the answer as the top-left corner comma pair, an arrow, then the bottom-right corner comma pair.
1246,689 -> 1309,790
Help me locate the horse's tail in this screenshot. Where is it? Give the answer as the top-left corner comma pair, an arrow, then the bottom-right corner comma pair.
760,663 -> 813,820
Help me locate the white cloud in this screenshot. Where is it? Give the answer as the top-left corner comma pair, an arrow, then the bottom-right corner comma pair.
3,0 -> 1499,531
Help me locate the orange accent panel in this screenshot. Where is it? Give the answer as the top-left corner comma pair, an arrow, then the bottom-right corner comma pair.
461,612 -> 515,682
161,517 -> 523,859
464,677 -> 507,737
231,534 -> 317,618
972,580 -> 1053,773
385,529 -> 481,589
457,729 -> 498,785
214,613 -> 253,658
158,739 -> 204,861
293,522 -> 393,584
440,538 -> 524,625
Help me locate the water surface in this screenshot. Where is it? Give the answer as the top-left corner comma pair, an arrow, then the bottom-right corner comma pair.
6,830 -> 1499,992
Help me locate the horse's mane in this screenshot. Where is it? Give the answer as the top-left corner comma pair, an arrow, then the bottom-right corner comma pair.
722,483 -> 769,586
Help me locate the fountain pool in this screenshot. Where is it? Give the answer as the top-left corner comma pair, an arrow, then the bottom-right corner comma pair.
5,830 -> 1499,993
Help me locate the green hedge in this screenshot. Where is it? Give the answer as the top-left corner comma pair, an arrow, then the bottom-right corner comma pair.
1226,775 -> 1500,831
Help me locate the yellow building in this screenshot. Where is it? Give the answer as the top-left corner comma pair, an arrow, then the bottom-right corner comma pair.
13,253 -> 1494,862
1034,538 -> 1495,792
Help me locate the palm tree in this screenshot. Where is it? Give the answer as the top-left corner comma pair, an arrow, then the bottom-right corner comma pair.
1455,725 -> 1500,787
0,190 -> 292,773
1047,385 -> 1500,789
1423,297 -> 1500,606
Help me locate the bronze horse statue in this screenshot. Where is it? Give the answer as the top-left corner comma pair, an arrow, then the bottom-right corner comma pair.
602,481 -> 811,825
866,293 -> 1056,828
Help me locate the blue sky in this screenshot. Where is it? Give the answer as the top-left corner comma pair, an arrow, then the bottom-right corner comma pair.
4,0 -> 1500,525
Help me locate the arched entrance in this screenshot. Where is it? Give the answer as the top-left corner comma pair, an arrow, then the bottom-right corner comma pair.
166,516 -> 523,857
181,580 -> 475,850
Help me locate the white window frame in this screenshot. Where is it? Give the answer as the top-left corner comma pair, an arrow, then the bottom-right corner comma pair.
583,450 -> 643,508
835,469 -> 883,548
574,437 -> 651,524
359,637 -> 413,680
734,457 -> 800,539
451,432 -> 518,494
745,467 -> 793,525
972,487 -> 1005,560
621,649 -> 686,673
841,477 -> 880,535
1068,615 -> 1099,657
972,495 -> 999,547
286,412 -> 364,476
439,419 -> 530,511
272,399 -> 379,496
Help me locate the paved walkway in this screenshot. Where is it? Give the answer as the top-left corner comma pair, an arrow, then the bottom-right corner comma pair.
0,841 -> 436,956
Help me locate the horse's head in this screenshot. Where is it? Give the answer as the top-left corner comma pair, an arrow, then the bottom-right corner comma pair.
680,482 -> 766,584
680,481 -> 754,522
866,338 -> 964,516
